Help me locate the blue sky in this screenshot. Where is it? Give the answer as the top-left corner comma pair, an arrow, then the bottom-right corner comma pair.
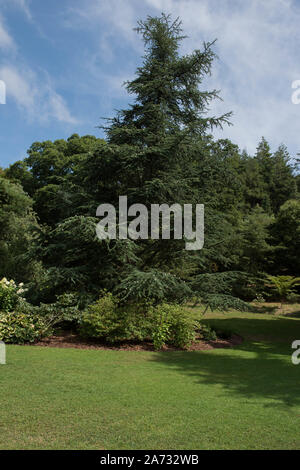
0,0 -> 299,168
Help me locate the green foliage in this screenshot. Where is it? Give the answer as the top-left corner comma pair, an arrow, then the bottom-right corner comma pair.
80,293 -> 153,344
270,199 -> 300,276
0,312 -> 47,344
0,280 -> 19,313
79,292 -> 119,341
0,284 -> 82,344
200,294 -> 251,312
116,269 -> 191,305
198,324 -> 217,341
0,177 -> 40,282
266,275 -> 300,303
80,293 -> 196,349
237,206 -> 274,273
270,145 -> 297,213
28,216 -> 117,303
0,278 -> 26,313
36,293 -> 83,329
191,272 -> 252,310
150,303 -> 196,350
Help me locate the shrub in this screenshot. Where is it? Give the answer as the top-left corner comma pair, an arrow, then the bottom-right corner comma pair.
0,278 -> 26,313
287,292 -> 300,303
37,293 -> 83,329
266,275 -> 300,304
80,293 -> 155,343
198,324 -> 217,341
79,292 -> 120,341
149,303 -> 196,350
0,311 -> 48,344
80,294 -> 196,349
253,293 -> 266,303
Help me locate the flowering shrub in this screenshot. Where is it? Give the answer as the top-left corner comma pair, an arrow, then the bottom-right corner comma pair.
0,312 -> 47,344
0,278 -> 26,313
0,277 -> 51,344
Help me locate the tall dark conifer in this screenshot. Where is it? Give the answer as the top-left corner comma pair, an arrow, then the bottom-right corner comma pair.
88,14 -> 248,309
103,14 -> 231,203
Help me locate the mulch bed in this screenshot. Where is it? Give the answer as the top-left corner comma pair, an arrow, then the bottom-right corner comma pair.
31,331 -> 243,351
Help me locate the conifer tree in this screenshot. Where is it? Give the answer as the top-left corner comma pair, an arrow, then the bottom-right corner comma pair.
86,14 -> 248,309
270,145 -> 297,213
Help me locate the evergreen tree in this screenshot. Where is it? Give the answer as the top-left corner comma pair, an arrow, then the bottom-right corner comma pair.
241,152 -> 269,210
83,14 -> 250,309
269,145 -> 297,213
270,199 -> 300,276
253,137 -> 273,212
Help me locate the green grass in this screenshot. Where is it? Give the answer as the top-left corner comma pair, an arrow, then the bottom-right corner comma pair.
1,306 -> 300,449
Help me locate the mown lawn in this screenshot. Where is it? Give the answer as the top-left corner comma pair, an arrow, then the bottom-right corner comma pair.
0,306 -> 300,450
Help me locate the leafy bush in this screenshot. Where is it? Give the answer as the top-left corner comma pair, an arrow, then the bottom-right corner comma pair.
80,293 -> 196,349
79,292 -> 120,341
253,293 -> 266,303
0,278 -> 26,313
0,311 -> 48,344
287,292 -> 300,303
149,303 -> 196,350
266,275 -> 300,303
37,293 -> 83,329
0,278 -> 63,343
80,293 -> 153,343
198,324 -> 217,341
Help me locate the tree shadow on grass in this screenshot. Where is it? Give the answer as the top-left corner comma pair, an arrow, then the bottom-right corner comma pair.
250,304 -> 278,314
203,316 -> 300,344
152,317 -> 300,408
285,310 -> 300,319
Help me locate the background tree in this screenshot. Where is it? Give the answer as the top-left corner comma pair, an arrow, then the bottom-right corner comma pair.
0,176 -> 40,282
269,145 -> 297,214
266,275 -> 300,309
270,199 -> 300,276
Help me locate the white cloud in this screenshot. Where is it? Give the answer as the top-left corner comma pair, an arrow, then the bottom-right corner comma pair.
66,0 -> 142,57
47,90 -> 78,124
0,15 -> 15,50
0,65 -> 78,124
0,2 -> 77,125
2,0 -> 32,20
144,0 -> 300,155
67,0 -> 300,155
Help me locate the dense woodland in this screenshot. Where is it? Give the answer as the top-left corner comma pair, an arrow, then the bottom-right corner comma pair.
0,15 -> 299,347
